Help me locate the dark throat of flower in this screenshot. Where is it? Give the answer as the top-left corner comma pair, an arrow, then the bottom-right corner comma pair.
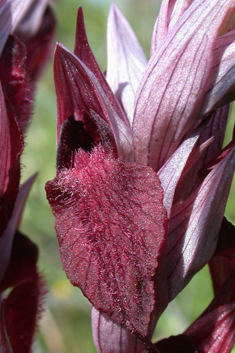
56,111 -> 116,170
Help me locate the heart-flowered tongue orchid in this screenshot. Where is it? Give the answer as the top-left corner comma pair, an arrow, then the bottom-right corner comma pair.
46,0 -> 235,352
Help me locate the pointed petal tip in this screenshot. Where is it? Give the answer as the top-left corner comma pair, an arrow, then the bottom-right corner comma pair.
54,42 -> 67,54
109,2 -> 122,17
54,42 -> 71,65
77,6 -> 84,21
54,41 -> 62,53
110,2 -> 117,10
54,41 -> 60,57
54,43 -> 62,68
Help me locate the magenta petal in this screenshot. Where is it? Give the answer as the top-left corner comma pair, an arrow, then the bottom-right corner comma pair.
0,85 -> 13,200
150,0 -> 177,54
152,273 -> 235,353
166,143 -> 235,300
209,218 -> 235,295
0,175 -> 36,284
151,0 -> 193,55
175,105 -> 230,202
106,4 -> 147,124
74,7 -> 127,127
214,218 -> 235,258
0,275 -> 46,353
204,271 -> 235,317
54,44 -> 133,161
133,0 -> 234,170
157,131 -> 200,217
0,0 -> 36,55
167,0 -> 194,31
210,256 -> 235,297
92,308 -> 147,353
12,0 -> 49,42
200,30 -> 235,116
0,230 -> 38,292
45,145 -> 167,337
21,6 -> 56,81
184,303 -> 235,353
0,82 -> 23,198
0,84 -> 23,237
150,272 -> 235,353
0,35 -> 34,133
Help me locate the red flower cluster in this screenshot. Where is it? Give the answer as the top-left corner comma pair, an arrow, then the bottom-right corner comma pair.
46,0 -> 235,352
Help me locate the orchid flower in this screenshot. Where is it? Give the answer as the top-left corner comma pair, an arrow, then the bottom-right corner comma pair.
0,1 -> 55,351
46,0 -> 235,352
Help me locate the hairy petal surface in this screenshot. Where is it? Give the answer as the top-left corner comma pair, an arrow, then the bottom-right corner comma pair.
133,0 -> 234,170
106,4 -> 147,125
166,143 -> 235,300
45,145 -> 167,337
54,44 -> 133,161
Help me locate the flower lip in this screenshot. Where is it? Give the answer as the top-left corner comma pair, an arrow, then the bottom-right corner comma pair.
45,144 -> 168,338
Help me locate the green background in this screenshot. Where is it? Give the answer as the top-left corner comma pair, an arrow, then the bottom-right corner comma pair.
20,0 -> 235,352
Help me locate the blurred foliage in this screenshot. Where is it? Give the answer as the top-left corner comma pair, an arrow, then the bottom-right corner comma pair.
20,0 -> 235,352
